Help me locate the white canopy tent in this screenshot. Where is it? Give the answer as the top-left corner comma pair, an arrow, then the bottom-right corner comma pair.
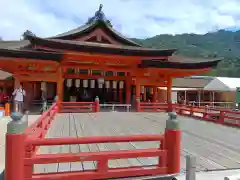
204,77 -> 240,92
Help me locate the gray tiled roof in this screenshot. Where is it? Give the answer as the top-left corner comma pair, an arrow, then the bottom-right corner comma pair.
0,40 -> 30,49
173,76 -> 213,88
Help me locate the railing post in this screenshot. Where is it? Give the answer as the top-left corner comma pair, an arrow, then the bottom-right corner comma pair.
186,155 -> 196,180
25,110 -> 33,178
189,105 -> 194,116
5,103 -> 10,116
218,110 -> 225,124
5,112 -> 27,180
95,96 -> 100,112
165,112 -> 181,174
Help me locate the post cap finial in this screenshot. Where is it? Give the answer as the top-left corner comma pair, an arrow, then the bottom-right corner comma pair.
95,96 -> 99,101
168,111 -> 177,119
10,112 -> 24,121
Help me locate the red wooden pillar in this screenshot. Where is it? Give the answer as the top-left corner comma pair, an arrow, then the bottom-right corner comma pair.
57,67 -> 64,111
125,80 -> 131,104
119,89 -> 123,104
153,86 -> 158,102
167,78 -> 173,112
136,82 -> 140,112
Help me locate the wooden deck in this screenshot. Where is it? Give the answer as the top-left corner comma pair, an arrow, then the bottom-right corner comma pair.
34,112 -> 240,174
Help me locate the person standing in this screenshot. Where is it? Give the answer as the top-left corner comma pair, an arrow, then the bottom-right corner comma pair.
12,83 -> 26,113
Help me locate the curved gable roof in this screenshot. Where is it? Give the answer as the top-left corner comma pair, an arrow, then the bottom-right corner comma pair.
49,5 -> 142,47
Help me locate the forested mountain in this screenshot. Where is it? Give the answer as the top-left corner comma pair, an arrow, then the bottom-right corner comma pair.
133,30 -> 240,77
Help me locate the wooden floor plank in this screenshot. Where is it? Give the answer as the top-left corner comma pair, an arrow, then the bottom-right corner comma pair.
34,114 -> 62,173
73,114 -> 95,171
77,113 -> 100,168
57,114 -> 71,172
88,113 -> 127,168
109,113 -> 159,166
69,114 -> 84,171
44,114 -> 65,173
92,113 -> 143,167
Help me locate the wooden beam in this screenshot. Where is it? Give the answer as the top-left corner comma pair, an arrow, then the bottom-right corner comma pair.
63,53 -> 141,65
64,74 -> 126,81
15,75 -> 57,82
62,64 -> 133,73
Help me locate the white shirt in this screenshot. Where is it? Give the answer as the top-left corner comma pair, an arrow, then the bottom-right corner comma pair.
12,88 -> 26,102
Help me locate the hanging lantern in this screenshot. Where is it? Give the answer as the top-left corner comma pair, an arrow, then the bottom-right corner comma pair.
105,81 -> 110,89
112,81 -> 117,89
141,86 -> 145,93
41,82 -> 46,91
119,81 -> 124,89
75,79 -> 80,88
99,83 -> 103,88
66,79 -> 72,88
83,79 -> 88,88
90,80 -> 95,88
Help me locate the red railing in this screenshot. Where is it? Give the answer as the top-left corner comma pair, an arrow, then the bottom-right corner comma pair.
5,103 -> 181,180
138,102 -> 168,112
25,103 -> 58,139
58,99 -> 100,113
137,102 -> 240,128
174,104 -> 240,127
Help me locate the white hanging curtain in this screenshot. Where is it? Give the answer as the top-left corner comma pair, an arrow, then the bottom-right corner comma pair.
119,81 -> 124,89
74,68 -> 79,74
99,83 -> 103,89
75,79 -> 80,88
41,82 -> 46,91
112,81 -> 117,89
150,87 -> 153,94
90,80 -> 95,88
141,86 -> 145,93
66,79 -> 72,88
83,79 -> 88,88
105,81 -> 110,89
98,78 -> 104,89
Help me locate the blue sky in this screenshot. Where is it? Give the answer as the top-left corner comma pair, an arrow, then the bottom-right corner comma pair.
0,0 -> 240,40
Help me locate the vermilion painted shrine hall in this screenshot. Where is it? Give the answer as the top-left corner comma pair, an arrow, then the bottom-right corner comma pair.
0,5 -> 220,107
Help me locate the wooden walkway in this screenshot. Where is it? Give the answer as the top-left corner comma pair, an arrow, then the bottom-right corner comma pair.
34,112 -> 240,174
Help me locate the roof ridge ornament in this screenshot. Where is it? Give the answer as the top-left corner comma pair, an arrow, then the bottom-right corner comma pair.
22,30 -> 36,40
95,4 -> 104,21
86,4 -> 112,27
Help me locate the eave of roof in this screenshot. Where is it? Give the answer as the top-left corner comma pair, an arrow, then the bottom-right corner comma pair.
0,48 -> 221,70
26,35 -> 176,57
0,48 -> 62,61
139,58 -> 221,69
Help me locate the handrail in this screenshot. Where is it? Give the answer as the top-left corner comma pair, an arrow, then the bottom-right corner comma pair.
25,103 -> 57,136
59,100 -> 100,113
100,103 -> 131,112
175,104 -> 240,127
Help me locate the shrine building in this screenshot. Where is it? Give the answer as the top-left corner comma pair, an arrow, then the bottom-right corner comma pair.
0,5 -> 221,109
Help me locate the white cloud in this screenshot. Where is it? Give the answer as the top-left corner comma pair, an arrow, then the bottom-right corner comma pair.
0,0 -> 240,40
